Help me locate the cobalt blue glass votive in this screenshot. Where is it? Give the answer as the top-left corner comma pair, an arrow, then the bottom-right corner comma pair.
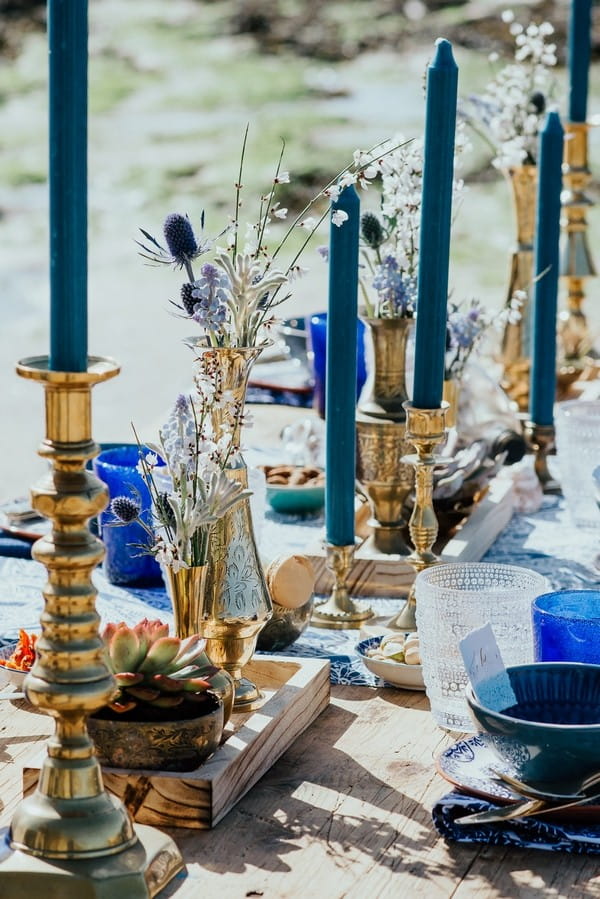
308,312 -> 366,418
93,444 -> 164,586
532,589 -> 600,663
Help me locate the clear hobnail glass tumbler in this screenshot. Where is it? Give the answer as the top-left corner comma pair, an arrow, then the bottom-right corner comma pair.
555,400 -> 600,529
415,562 -> 549,732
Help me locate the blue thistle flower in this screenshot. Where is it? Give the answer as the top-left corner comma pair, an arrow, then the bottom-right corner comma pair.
361,212 -> 384,249
180,282 -> 197,316
163,213 -> 198,265
110,496 -> 142,523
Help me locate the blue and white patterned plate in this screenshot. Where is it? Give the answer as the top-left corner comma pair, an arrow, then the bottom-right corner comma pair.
437,734 -> 600,817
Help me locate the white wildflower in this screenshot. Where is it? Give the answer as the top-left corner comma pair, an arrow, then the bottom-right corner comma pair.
331,209 -> 349,227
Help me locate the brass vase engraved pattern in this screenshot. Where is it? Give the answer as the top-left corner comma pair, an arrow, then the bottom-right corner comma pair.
356,315 -> 415,555
559,121 -> 596,363
162,563 -> 235,724
190,343 -> 272,711
501,164 -> 537,410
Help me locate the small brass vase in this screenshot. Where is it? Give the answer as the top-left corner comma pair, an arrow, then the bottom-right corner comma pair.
500,164 -> 538,411
355,315 -> 415,556
163,563 -> 235,724
190,343 -> 272,712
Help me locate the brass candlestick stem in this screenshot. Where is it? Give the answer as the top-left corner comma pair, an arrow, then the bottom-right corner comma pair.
388,402 -> 448,632
0,357 -> 183,898
559,121 -> 596,364
525,421 -> 561,495
311,543 -> 373,629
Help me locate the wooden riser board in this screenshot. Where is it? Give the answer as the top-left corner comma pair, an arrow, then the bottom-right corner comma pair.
309,476 -> 515,598
24,656 -> 330,830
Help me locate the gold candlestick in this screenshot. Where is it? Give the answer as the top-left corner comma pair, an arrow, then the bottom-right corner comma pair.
525,421 -> 561,495
559,121 -> 596,364
0,357 -> 183,898
388,402 -> 448,632
311,543 -> 373,629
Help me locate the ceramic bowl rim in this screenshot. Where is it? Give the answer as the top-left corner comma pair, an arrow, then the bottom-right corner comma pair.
262,466 -> 325,493
356,635 -> 422,672
465,661 -> 600,731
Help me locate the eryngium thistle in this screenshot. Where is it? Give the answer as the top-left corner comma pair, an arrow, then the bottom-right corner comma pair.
361,212 -> 384,249
163,213 -> 198,266
111,495 -> 142,523
180,282 -> 197,316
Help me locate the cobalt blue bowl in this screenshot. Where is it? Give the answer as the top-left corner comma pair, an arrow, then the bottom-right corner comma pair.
465,662 -> 600,784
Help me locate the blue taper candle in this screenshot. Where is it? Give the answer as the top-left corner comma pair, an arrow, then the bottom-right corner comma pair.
568,0 -> 592,123
49,0 -> 88,372
412,38 -> 458,410
325,186 -> 360,547
530,111 -> 564,427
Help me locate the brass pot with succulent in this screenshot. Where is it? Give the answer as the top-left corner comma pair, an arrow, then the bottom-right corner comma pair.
88,619 -> 225,772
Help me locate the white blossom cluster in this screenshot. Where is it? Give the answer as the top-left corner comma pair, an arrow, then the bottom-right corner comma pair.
355,125 -> 467,318
461,10 -> 557,168
133,387 -> 250,571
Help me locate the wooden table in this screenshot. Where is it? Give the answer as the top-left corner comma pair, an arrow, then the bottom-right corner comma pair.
2,687 -> 598,898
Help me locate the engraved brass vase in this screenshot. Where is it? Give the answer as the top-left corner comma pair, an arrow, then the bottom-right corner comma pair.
355,315 -> 415,555
189,343 -> 272,711
162,563 -> 235,723
500,164 -> 537,411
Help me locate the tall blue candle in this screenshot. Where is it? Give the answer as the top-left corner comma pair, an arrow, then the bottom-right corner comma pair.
325,186 -> 360,547
568,0 -> 592,123
412,39 -> 458,410
49,0 -> 88,372
530,111 -> 564,426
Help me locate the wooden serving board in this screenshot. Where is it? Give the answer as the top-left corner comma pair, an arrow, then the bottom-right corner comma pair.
309,476 -> 515,598
24,655 -> 330,830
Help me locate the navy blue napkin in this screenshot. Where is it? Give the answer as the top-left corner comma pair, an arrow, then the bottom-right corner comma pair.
433,791 -> 600,854
0,535 -> 33,560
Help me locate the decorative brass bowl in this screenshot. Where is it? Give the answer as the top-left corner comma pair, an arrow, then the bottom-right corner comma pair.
88,694 -> 224,772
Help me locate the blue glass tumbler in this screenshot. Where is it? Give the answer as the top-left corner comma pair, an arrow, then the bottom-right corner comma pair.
532,589 -> 600,663
93,444 -> 163,586
309,312 -> 367,418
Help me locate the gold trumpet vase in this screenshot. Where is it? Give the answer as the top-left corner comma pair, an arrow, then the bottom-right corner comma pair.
389,401 -> 448,632
355,315 -> 415,555
500,164 -> 537,411
162,563 -> 235,724
0,356 -> 183,898
191,344 -> 272,711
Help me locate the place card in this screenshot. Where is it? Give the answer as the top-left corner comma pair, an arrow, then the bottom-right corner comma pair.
459,623 -> 518,711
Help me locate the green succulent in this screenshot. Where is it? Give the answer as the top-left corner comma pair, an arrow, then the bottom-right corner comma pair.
102,618 -> 218,715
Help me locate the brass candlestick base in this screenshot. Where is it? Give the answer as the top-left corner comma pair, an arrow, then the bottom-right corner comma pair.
312,543 -> 373,629
525,421 -> 562,495
388,402 -> 448,632
560,121 -> 596,363
0,357 -> 183,897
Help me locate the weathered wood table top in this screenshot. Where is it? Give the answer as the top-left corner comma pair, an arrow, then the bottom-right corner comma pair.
2,686 -> 598,899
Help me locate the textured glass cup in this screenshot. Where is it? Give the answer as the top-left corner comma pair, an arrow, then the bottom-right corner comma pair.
555,400 -> 600,529
533,589 -> 600,663
93,445 -> 163,586
415,562 -> 548,731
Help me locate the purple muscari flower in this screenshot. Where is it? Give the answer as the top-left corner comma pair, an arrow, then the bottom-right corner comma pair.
372,256 -> 416,316
317,245 -> 329,262
110,495 -> 141,523
163,213 -> 198,266
174,394 -> 190,415
190,263 -> 230,331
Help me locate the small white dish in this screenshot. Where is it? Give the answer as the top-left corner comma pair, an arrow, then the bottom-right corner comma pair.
356,636 -> 425,691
